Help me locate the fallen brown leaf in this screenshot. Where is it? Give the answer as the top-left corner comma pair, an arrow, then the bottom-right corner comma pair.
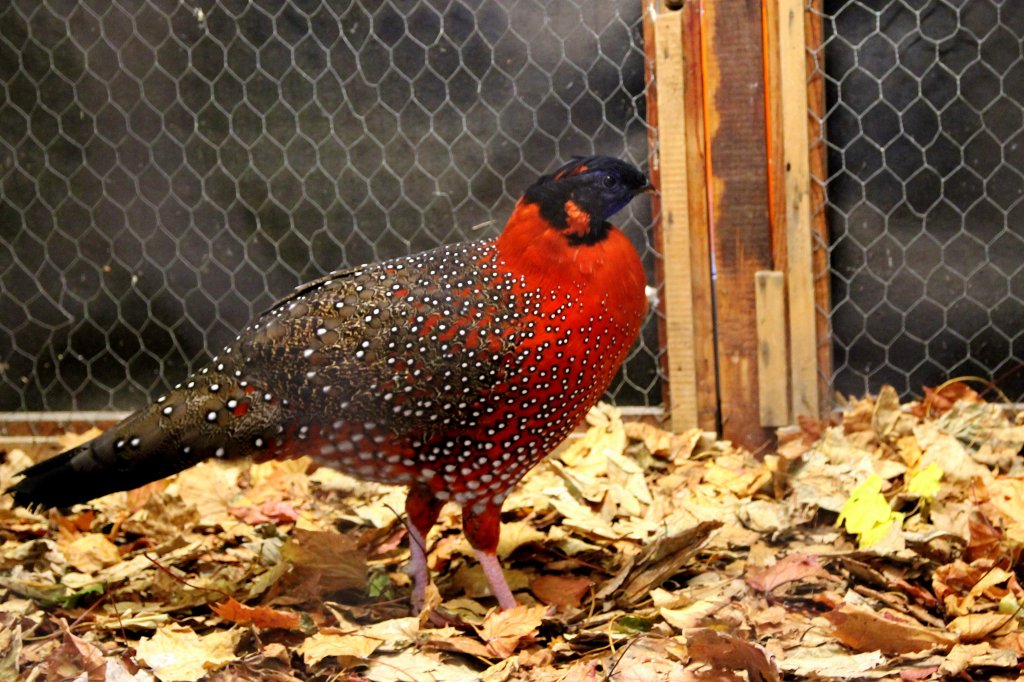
599,520 -> 721,605
686,628 -> 780,682
825,603 -> 958,654
40,626 -> 105,682
530,574 -> 592,608
211,597 -> 302,630
916,381 -> 983,418
297,631 -> 382,666
475,604 -> 547,658
228,499 -> 301,525
939,642 -> 1019,676
135,625 -> 241,682
62,533 -> 121,573
745,553 -> 831,593
947,612 -> 1017,642
280,528 -> 367,593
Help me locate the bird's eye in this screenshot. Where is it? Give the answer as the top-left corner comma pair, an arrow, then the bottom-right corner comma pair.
602,174 -> 618,188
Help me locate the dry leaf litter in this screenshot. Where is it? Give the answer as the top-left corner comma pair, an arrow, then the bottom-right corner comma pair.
1,382 -> 1023,680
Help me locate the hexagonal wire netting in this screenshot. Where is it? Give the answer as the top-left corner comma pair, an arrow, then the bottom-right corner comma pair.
0,1 -> 659,415
814,0 -> 1024,402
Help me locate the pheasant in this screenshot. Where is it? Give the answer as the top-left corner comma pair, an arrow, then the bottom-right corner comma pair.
8,155 -> 652,610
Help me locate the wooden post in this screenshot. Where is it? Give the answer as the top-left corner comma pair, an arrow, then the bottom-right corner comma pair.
679,4 -> 718,433
702,0 -> 775,451
778,0 -> 821,419
806,0 -> 833,417
647,2 -> 704,432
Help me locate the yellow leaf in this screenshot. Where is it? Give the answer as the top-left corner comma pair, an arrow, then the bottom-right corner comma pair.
837,475 -> 903,549
297,632 -> 381,666
660,600 -> 721,630
858,511 -> 904,549
136,625 -> 240,682
175,460 -> 243,522
57,428 -> 103,451
363,650 -> 481,682
495,520 -> 547,559
907,463 -> 943,500
63,533 -> 121,573
948,613 -> 1017,642
360,617 -> 420,650
475,604 -> 547,658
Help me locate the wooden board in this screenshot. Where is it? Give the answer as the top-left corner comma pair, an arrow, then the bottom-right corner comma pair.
755,271 -> 790,426
778,0 -> 821,420
680,2 -> 719,433
653,8 -> 699,431
701,0 -> 775,451
806,0 -> 833,416
763,0 -> 786,264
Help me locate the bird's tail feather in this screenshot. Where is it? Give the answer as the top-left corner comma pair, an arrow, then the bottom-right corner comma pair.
6,406 -> 208,510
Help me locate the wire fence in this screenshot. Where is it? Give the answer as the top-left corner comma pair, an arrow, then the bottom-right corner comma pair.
815,0 -> 1024,402
0,0 -> 658,413
8,0 -> 1018,420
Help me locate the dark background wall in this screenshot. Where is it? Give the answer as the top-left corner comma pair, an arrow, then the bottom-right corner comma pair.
0,0 -> 657,412
823,0 -> 1024,401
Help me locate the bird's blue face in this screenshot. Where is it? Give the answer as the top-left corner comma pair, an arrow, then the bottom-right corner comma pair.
523,156 -> 651,245
588,164 -> 652,220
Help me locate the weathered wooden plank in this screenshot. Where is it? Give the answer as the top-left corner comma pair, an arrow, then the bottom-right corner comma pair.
763,0 -> 786,264
649,6 -> 699,431
778,0 -> 820,420
702,0 -> 775,450
806,0 -> 833,416
679,2 -> 719,433
755,271 -> 790,426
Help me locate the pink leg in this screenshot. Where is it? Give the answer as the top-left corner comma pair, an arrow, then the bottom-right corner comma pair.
463,500 -> 518,610
475,548 -> 517,610
407,522 -> 431,611
405,484 -> 444,611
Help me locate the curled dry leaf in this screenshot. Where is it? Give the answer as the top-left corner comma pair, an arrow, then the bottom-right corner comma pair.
939,642 -> 1018,677
599,520 -> 721,605
947,612 -> 1017,642
825,603 -> 958,654
40,627 -> 106,682
211,597 -> 302,630
297,631 -> 382,666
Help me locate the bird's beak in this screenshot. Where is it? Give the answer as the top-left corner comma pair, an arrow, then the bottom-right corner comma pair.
641,179 -> 658,196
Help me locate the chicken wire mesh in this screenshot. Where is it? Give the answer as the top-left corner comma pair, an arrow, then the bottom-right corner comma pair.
815,0 -> 1024,402
0,0 -> 658,413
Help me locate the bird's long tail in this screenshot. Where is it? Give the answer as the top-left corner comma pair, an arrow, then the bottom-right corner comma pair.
7,407 -> 205,509
7,373 -> 277,509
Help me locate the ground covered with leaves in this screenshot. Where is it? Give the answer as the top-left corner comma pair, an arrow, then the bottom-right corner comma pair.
2,384 -> 1024,680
